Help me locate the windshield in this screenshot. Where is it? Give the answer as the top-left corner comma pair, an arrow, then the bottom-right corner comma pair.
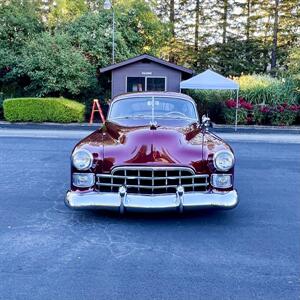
108,97 -> 198,121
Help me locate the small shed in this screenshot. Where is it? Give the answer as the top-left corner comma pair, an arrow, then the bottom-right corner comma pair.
100,54 -> 193,98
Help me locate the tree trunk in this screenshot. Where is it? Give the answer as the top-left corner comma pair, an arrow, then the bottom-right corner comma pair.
246,0 -> 251,41
170,0 -> 175,38
271,0 -> 279,72
194,0 -> 200,51
222,0 -> 228,43
169,0 -> 175,62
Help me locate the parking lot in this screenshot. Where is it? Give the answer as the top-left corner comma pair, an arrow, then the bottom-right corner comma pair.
0,129 -> 299,299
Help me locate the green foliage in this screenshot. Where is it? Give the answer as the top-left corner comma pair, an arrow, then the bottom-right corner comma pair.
188,74 -> 298,124
117,0 -> 169,56
3,97 -> 85,123
63,12 -> 128,67
195,39 -> 269,76
223,108 -> 248,125
63,1 -> 168,67
287,48 -> 300,75
237,75 -> 297,105
48,0 -> 88,28
286,48 -> 300,99
0,0 -> 44,86
0,0 -> 43,51
270,110 -> 298,126
13,32 -> 96,97
0,0 -> 167,103
224,100 -> 300,126
186,89 -> 231,123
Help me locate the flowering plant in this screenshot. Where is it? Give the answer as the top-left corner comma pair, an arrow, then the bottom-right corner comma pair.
224,98 -> 300,125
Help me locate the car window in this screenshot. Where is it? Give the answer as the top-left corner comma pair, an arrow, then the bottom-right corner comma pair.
109,97 -> 197,120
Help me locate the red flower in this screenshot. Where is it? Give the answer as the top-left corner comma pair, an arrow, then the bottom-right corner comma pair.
225,99 -> 236,109
260,106 -> 270,113
246,115 -> 253,124
277,105 -> 285,112
288,105 -> 299,112
241,102 -> 253,110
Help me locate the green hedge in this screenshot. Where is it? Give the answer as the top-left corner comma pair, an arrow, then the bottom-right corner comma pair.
3,97 -> 85,123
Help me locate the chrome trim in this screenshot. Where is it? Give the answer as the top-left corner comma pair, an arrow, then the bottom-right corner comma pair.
72,149 -> 93,171
213,150 -> 235,172
96,183 -> 207,189
96,166 -> 209,195
210,174 -> 233,189
118,186 -> 126,214
72,173 -> 95,188
65,190 -> 239,212
112,166 -> 197,172
176,185 -> 184,213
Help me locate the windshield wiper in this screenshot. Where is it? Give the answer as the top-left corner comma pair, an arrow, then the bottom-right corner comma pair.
113,114 -> 151,120
155,115 -> 195,120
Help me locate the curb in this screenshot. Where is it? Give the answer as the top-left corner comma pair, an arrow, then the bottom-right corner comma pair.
211,123 -> 300,134
0,121 -> 100,131
0,121 -> 300,134
212,123 -> 300,131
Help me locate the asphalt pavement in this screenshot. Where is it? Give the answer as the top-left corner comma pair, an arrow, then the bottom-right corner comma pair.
0,128 -> 299,300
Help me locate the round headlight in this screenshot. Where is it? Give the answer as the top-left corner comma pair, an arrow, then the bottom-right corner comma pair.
72,149 -> 93,170
213,150 -> 234,171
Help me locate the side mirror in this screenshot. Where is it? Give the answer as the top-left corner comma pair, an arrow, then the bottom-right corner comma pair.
201,115 -> 211,130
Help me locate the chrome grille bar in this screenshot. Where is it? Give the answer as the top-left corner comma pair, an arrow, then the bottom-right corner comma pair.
97,183 -> 208,188
96,167 -> 209,195
97,174 -> 208,180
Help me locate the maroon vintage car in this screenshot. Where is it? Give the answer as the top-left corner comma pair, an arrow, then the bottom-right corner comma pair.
65,92 -> 238,212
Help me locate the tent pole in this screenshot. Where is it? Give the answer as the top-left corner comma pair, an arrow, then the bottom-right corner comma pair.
235,89 -> 239,132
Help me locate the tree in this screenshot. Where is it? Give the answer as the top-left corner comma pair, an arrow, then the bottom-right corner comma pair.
196,38 -> 269,76
149,0 -> 190,62
64,0 -> 168,67
255,0 -> 300,73
270,0 -> 279,72
0,0 -> 43,62
194,0 -> 200,51
0,0 -> 44,94
13,32 -> 96,97
47,0 -> 88,28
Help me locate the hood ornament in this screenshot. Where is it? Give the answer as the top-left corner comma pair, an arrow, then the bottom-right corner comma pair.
149,121 -> 158,130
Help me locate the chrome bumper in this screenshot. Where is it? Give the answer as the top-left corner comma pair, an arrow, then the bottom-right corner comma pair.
65,189 -> 238,212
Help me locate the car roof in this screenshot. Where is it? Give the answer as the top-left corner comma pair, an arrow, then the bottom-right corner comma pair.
112,92 -> 195,103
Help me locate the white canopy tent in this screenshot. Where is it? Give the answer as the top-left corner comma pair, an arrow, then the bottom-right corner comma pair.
180,69 -> 240,131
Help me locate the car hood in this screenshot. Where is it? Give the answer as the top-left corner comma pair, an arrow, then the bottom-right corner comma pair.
76,120 -> 229,173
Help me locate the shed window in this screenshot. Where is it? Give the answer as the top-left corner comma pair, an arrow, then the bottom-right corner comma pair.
127,77 -> 145,92
146,77 -> 166,91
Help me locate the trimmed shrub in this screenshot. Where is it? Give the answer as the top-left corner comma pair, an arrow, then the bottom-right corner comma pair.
3,97 -> 85,123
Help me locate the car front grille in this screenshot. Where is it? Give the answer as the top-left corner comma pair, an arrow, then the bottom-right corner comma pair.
96,167 -> 209,195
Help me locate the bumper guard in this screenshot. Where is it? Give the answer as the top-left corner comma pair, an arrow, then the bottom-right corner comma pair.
65,188 -> 238,213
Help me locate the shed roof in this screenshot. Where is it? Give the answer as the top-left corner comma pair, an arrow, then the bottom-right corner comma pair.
100,54 -> 193,75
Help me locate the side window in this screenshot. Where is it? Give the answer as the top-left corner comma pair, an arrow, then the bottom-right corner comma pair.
146,77 -> 166,91
127,77 -> 145,92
